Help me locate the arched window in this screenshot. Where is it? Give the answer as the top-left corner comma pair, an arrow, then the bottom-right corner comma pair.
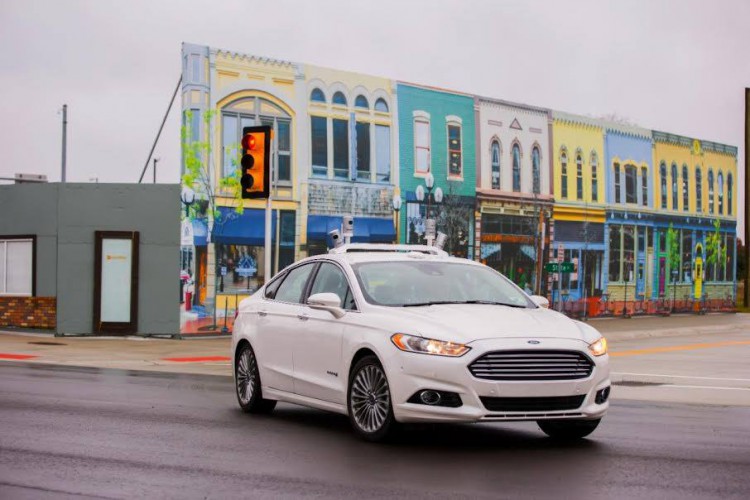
374,98 -> 389,112
682,165 -> 689,211
576,153 -> 583,200
708,169 -> 714,214
332,91 -> 347,106
355,95 -> 369,109
641,166 -> 648,206
717,172 -> 724,215
625,164 -> 637,204
728,173 -> 733,216
491,140 -> 501,190
695,167 -> 702,212
614,162 -> 621,203
671,163 -> 678,210
660,162 -> 667,209
560,149 -> 568,199
590,152 -> 598,202
532,147 -> 541,195
310,88 -> 325,103
512,144 -> 521,192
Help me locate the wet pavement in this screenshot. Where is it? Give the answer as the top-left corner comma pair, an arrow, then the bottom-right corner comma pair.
1,361 -> 749,499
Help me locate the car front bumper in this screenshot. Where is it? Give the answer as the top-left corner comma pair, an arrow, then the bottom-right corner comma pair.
382,337 -> 610,424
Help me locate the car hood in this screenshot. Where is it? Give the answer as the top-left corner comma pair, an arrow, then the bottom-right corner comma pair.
381,304 -> 593,343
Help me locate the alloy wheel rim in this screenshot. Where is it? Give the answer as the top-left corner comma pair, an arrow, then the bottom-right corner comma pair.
236,348 -> 256,405
351,365 -> 390,433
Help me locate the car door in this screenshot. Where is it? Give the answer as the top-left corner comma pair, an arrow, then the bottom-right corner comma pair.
255,262 -> 317,394
292,261 -> 357,404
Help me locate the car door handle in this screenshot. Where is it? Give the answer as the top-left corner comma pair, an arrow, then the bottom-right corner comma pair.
258,310 -> 268,317
297,313 -> 309,321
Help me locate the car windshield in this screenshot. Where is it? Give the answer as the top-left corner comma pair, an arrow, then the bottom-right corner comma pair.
352,260 -> 535,308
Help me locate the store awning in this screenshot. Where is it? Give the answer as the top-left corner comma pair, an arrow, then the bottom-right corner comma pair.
192,219 -> 208,247
307,215 -> 395,243
212,207 -> 276,246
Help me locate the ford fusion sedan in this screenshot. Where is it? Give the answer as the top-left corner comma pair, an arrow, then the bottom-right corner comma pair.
232,244 -> 610,442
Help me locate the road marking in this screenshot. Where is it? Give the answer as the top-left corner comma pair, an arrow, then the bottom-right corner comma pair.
610,340 -> 750,357
161,356 -> 231,363
614,372 -> 750,383
0,353 -> 38,360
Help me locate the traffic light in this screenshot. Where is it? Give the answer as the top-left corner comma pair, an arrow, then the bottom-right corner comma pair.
240,125 -> 271,199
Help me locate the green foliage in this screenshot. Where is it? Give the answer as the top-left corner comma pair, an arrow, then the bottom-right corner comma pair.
705,218 -> 727,268
666,223 -> 680,282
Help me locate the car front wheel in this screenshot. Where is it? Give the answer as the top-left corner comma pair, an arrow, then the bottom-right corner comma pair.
235,343 -> 276,414
348,356 -> 397,442
537,418 -> 601,439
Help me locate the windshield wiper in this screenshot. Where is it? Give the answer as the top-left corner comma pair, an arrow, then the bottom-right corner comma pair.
401,300 -> 528,308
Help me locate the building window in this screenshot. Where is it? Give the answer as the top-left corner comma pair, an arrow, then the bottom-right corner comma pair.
221,97 -> 292,183
332,91 -> 347,106
671,163 -> 678,210
190,109 -> 200,143
695,167 -> 702,212
717,172 -> 724,215
590,153 -> 598,202
532,146 -> 541,195
708,169 -> 714,214
623,226 -> 635,282
0,238 -> 34,296
728,174 -> 733,216
375,125 -> 391,183
448,123 -> 462,177
356,121 -> 371,181
725,235 -> 734,281
189,55 -> 202,83
624,164 -> 637,204
614,162 -> 621,203
682,230 -> 692,282
682,165 -> 689,211
560,150 -> 568,199
414,117 -> 430,174
660,162 -> 667,209
310,88 -> 325,103
491,141 -> 501,190
512,144 -> 521,191
355,95 -> 369,109
332,118 -> 349,179
575,153 -> 583,200
310,116 -> 327,177
374,98 -> 389,113
608,225 -> 621,282
641,167 -> 648,207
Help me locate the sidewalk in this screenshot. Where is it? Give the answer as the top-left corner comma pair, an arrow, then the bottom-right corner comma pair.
0,313 -> 746,378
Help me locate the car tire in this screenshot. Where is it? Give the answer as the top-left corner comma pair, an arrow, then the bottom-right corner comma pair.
235,343 -> 276,414
347,355 -> 397,442
537,418 -> 601,439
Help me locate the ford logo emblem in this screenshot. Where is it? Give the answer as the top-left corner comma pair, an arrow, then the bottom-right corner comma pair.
527,340 -> 540,345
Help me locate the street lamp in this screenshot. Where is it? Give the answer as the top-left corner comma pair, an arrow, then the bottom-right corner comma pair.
415,173 -> 443,246
392,194 -> 402,244
181,187 -> 196,218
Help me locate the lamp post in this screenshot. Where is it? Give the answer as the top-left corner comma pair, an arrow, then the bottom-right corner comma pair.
180,187 -> 196,218
415,173 -> 443,246
392,194 -> 402,244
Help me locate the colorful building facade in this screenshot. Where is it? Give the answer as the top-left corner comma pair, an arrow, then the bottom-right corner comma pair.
474,96 -> 553,292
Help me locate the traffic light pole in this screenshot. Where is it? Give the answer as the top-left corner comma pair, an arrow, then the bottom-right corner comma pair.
263,133 -> 274,285
61,104 -> 67,182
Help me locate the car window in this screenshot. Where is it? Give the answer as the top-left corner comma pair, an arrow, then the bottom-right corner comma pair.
273,263 -> 315,304
308,262 -> 357,310
264,273 -> 285,299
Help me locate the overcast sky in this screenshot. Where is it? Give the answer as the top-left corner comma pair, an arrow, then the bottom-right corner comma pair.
1,0 -> 747,232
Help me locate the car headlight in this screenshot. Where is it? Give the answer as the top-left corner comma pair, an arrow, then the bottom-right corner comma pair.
588,337 -> 608,356
391,333 -> 470,357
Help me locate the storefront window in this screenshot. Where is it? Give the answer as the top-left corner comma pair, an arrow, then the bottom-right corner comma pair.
682,230 -> 692,283
725,235 -> 734,282
216,244 -> 266,295
608,225 -> 621,282
623,225 -> 635,282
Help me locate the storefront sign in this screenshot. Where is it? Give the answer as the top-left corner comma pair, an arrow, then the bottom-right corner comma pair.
181,220 -> 194,246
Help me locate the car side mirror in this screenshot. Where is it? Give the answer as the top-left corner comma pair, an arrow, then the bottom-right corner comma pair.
529,295 -> 549,308
307,292 -> 346,319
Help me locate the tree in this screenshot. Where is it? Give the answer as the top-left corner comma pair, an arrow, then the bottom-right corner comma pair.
705,218 -> 727,284
666,223 -> 681,310
181,109 -> 244,324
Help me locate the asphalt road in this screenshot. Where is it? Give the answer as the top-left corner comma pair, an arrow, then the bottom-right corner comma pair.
1,362 -> 749,500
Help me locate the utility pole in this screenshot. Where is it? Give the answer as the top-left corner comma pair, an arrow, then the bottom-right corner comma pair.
744,88 -> 749,308
61,104 -> 67,182
153,158 -> 159,183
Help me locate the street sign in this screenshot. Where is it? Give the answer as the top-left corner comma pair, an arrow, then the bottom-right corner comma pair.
545,262 -> 575,273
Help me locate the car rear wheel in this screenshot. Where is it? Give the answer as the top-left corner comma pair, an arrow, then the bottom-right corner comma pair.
348,356 -> 397,442
537,418 -> 601,439
235,343 -> 276,414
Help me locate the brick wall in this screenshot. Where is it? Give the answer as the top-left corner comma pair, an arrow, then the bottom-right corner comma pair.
0,297 -> 56,329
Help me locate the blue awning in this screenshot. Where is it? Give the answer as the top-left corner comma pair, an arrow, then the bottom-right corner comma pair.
307,215 -> 395,243
192,219 -> 208,247
212,207 -> 277,246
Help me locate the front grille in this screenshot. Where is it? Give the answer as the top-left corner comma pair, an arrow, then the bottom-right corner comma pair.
480,395 -> 586,412
468,350 -> 594,381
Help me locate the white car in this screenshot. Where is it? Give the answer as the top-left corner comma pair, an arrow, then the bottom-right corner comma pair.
232,244 -> 610,441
